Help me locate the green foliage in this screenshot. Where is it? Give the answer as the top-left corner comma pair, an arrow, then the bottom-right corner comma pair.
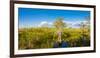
18,27 -> 90,49
53,17 -> 66,29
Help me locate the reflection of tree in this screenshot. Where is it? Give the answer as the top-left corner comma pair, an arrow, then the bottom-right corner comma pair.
53,17 -> 66,42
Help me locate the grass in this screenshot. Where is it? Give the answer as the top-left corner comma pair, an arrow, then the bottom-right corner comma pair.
18,27 -> 90,50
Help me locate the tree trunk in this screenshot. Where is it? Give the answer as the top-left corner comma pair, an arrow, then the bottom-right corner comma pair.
57,29 -> 62,43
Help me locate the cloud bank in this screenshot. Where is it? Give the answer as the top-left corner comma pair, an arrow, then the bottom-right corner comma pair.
38,20 -> 89,28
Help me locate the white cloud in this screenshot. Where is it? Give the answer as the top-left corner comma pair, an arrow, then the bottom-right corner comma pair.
37,20 -> 89,28
38,21 -> 53,27
63,20 -> 89,28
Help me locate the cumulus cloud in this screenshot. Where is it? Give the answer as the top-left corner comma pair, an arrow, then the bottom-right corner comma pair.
63,20 -> 89,28
38,20 -> 89,28
38,21 -> 53,27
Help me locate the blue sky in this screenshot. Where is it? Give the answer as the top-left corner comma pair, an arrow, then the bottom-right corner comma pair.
18,7 -> 90,28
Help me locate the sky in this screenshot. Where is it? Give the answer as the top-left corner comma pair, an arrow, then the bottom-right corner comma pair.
18,7 -> 90,28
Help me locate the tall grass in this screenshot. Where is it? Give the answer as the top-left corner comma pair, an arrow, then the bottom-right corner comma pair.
18,27 -> 90,50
